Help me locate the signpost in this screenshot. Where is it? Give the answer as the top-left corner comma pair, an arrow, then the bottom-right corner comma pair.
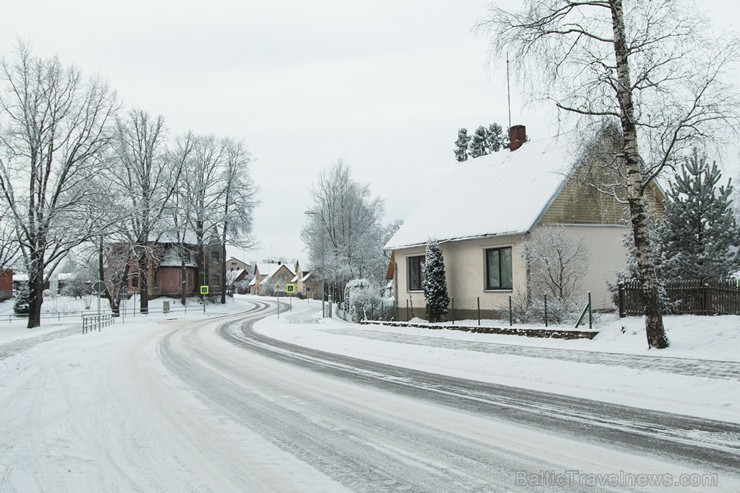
91,280 -> 106,330
200,285 -> 208,313
120,291 -> 127,322
286,283 -> 295,310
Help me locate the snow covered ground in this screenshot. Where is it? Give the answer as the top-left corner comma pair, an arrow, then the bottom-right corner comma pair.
255,299 -> 740,424
3,294 -> 738,425
0,294 -> 738,492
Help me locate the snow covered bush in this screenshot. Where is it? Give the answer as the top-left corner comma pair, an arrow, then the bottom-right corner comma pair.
234,279 -> 251,294
13,288 -> 30,315
525,296 -> 578,325
344,279 -> 381,322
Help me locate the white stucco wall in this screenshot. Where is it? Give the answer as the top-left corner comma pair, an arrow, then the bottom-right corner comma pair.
393,225 -> 627,317
394,235 -> 528,316
557,224 -> 628,310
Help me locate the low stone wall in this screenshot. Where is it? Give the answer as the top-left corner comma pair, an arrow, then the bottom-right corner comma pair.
359,320 -> 598,340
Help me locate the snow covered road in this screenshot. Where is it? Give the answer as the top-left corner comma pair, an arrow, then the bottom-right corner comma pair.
1,298 -> 738,492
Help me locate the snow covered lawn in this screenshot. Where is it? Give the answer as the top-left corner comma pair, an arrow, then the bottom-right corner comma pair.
256,301 -> 740,423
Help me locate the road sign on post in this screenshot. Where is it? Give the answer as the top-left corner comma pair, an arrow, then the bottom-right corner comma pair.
92,280 -> 106,295
200,285 -> 208,313
286,283 -> 295,294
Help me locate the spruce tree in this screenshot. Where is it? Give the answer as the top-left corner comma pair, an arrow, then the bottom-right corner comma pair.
422,240 -> 450,323
468,126 -> 489,158
657,150 -> 740,282
454,128 -> 471,162
486,123 -> 507,153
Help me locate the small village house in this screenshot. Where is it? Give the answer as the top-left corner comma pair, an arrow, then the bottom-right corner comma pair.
385,125 -> 665,321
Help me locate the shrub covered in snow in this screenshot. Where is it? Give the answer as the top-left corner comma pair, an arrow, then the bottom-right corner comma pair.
13,288 -> 30,315
344,279 -> 381,322
525,296 -> 578,324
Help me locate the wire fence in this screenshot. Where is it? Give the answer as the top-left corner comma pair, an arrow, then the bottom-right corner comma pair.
359,294 -> 594,329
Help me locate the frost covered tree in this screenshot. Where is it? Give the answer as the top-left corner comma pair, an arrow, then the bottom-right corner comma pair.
454,128 -> 471,162
486,123 -> 507,153
107,109 -> 179,314
524,226 -> 588,302
0,44 -> 118,327
216,138 -> 259,303
479,0 -> 740,348
657,150 -> 740,282
0,203 -> 18,270
178,135 -> 226,300
302,160 -> 387,292
468,126 -> 489,158
422,240 -> 450,323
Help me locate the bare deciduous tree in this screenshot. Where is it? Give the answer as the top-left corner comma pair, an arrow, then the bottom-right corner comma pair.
107,109 -> 180,314
478,0 -> 740,348
0,44 -> 118,328
0,202 -> 19,270
180,135 -> 226,298
217,138 -> 258,303
524,225 -> 588,301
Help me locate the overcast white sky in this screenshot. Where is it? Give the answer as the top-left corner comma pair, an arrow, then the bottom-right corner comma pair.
2,1 -> 739,265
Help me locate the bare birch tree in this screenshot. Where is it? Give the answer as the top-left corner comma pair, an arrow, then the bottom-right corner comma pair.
0,44 -> 118,328
479,0 -> 740,348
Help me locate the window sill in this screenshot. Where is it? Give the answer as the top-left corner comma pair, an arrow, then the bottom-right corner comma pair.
483,289 -> 513,293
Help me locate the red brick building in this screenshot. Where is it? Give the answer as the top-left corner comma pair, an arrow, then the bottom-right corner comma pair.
0,269 -> 12,302
107,240 -> 223,300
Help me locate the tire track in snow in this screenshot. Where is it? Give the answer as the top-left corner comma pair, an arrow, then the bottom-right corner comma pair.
220,314 -> 740,472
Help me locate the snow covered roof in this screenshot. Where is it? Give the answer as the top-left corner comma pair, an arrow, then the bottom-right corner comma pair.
159,245 -> 197,268
385,134 -> 577,250
253,263 -> 295,279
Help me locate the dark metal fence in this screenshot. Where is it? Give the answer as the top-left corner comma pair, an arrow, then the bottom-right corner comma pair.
618,279 -> 740,316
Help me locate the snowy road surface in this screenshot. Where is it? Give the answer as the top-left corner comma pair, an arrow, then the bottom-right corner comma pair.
1,299 -> 738,492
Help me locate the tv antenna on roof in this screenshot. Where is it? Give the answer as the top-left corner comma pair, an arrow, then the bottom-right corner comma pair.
506,52 -> 512,130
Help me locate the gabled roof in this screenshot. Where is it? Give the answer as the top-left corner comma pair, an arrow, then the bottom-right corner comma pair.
385,134 -> 577,250
253,262 -> 295,280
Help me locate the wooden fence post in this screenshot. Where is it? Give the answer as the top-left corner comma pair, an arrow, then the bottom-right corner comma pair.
618,282 -> 625,318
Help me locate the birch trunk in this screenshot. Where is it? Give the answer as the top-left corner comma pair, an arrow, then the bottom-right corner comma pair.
610,0 -> 668,348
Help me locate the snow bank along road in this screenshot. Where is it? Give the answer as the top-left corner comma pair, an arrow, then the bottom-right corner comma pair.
1,299 -> 738,492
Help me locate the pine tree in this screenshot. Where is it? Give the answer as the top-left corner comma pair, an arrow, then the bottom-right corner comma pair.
13,288 -> 30,315
657,150 -> 740,282
468,126 -> 489,158
454,128 -> 471,162
486,123 -> 507,153
422,240 -> 450,323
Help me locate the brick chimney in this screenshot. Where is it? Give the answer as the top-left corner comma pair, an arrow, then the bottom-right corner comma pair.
509,125 -> 526,151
